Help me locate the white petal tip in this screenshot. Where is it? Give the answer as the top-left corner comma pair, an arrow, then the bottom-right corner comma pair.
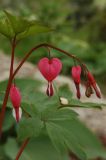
60,97 -> 69,105
12,107 -> 22,122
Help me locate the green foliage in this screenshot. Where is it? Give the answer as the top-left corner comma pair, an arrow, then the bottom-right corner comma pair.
3,137 -> 70,160
0,10 -> 52,40
18,117 -> 43,141
3,109 -> 14,132
42,107 -> 78,122
0,78 -> 106,160
46,122 -> 87,160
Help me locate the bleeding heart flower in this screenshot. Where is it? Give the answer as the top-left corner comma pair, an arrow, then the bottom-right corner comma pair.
87,72 -> 101,98
71,66 -> 81,99
10,84 -> 22,122
38,57 -> 62,96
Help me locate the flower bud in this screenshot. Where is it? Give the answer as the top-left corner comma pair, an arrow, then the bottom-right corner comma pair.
10,84 -> 22,122
87,72 -> 101,98
72,66 -> 81,84
71,66 -> 81,99
60,97 -> 69,105
10,84 -> 21,108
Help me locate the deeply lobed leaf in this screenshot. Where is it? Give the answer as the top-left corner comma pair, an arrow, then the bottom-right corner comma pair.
17,117 -> 43,141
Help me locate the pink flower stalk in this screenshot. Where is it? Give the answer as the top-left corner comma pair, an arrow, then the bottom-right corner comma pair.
87,72 -> 101,98
10,84 -> 22,122
38,57 -> 62,96
71,66 -> 81,99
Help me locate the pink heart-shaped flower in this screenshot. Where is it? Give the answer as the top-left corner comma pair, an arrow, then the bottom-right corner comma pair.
72,65 -> 81,84
71,65 -> 81,99
38,57 -> 62,82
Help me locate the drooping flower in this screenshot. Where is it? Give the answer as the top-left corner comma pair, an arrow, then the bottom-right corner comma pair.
87,72 -> 101,98
10,84 -> 22,122
38,57 -> 62,96
71,65 -> 81,99
85,81 -> 93,98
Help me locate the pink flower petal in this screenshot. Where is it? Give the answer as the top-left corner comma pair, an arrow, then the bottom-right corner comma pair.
10,84 -> 21,108
38,57 -> 62,81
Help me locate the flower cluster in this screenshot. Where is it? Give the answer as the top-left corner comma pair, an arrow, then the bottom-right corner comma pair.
9,57 -> 101,122
71,66 -> 101,99
38,57 -> 101,99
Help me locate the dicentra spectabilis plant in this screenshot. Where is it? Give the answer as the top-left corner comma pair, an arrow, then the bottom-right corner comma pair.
0,11 -> 105,160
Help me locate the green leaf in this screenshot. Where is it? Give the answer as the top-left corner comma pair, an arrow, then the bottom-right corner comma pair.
0,11 -> 14,38
58,84 -> 73,99
4,137 -> 70,160
43,102 -> 106,159
4,138 -> 19,160
46,122 -> 86,160
63,98 -> 104,109
41,107 -> 78,122
83,102 -> 106,108
17,20 -> 53,40
0,11 -> 53,39
0,78 -> 41,93
4,11 -> 29,35
58,85 -> 104,109
56,119 -> 106,159
3,109 -> 14,132
0,91 -> 12,109
0,145 -> 7,160
21,102 -> 39,117
17,117 -> 43,141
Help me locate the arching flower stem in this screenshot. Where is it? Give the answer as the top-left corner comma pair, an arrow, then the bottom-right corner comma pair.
13,43 -> 87,78
0,42 -> 88,158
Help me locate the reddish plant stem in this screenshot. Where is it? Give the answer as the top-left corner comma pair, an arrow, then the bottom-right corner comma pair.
12,43 -> 87,78
0,36 -> 16,138
10,37 -> 16,76
15,138 -> 29,160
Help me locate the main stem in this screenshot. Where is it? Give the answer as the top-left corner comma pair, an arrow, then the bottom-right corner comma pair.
15,138 -> 29,160
0,36 -> 16,138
